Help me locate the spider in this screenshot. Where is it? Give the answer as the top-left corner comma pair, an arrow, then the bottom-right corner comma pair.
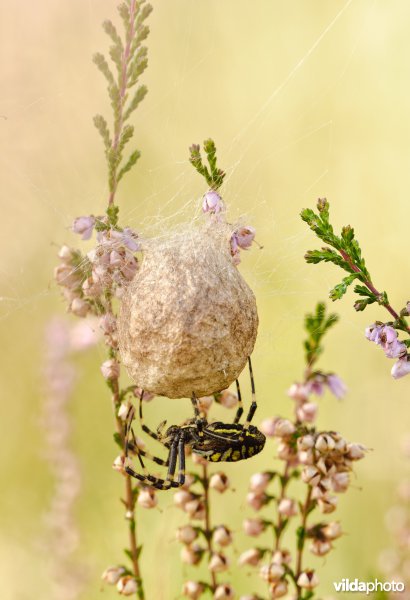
124,357 -> 266,490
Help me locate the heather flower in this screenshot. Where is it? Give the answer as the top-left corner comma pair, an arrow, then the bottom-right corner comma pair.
185,498 -> 206,520
296,401 -> 317,423
218,389 -> 238,409
209,472 -> 230,493
391,356 -> 410,379
297,570 -> 319,589
288,382 -> 310,401
208,552 -> 229,573
326,374 -> 347,399
238,548 -> 262,567
120,227 -> 140,251
346,442 -> 367,460
366,323 -> 407,359
102,566 -> 125,585
322,521 -> 343,540
202,190 -> 223,214
197,395 -> 214,413
249,472 -> 271,493
100,358 -> 120,380
117,575 -> 138,596
72,215 -> 96,240
214,584 -> 234,599
309,539 -> 332,556
181,543 -> 204,565
278,497 -> 297,517
317,495 -> 338,514
331,472 -> 350,493
244,519 -> 266,540
176,525 -> 198,545
182,581 -> 205,599
137,488 -> 157,509
246,491 -> 268,511
301,466 -> 321,487
260,417 -> 278,437
269,580 -> 288,598
234,226 -> 256,250
213,525 -> 232,547
174,490 -> 195,510
259,562 -> 285,582
70,297 -> 89,318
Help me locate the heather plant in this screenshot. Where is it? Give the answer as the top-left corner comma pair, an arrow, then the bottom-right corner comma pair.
238,303 -> 366,600
301,199 -> 410,379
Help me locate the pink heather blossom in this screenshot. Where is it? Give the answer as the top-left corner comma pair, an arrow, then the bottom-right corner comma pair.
297,570 -> 319,590
259,417 -> 277,437
213,525 -> 232,547
218,389 -> 238,409
176,524 -> 198,545
243,517 -> 265,537
120,227 -> 140,251
288,382 -> 310,401
391,357 -> 410,379
278,497 -> 297,517
209,472 -> 230,493
308,377 -> 324,396
202,190 -> 223,214
181,543 -> 204,565
238,548 -> 261,567
234,226 -> 256,250
102,566 -> 125,585
259,562 -> 285,582
173,490 -> 194,509
326,374 -> 347,399
331,472 -> 350,493
70,297 -> 89,318
214,584 -> 235,599
296,401 -> 317,423
208,552 -> 229,573
249,472 -> 271,493
137,488 -> 157,509
246,491 -> 268,511
100,359 -> 120,380
72,215 -> 95,240
366,323 -> 407,359
182,581 -> 205,599
117,576 -> 138,596
268,580 -> 288,598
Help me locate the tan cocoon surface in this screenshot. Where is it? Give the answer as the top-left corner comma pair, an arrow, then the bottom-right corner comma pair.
118,221 -> 258,398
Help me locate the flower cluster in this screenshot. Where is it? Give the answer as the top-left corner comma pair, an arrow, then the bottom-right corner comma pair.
240,303 -> 367,599
176,391 -> 238,599
302,198 -> 410,380
366,323 -> 410,379
55,216 -> 140,324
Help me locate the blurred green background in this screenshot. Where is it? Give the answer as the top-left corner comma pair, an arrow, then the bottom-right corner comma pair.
1,0 -> 410,598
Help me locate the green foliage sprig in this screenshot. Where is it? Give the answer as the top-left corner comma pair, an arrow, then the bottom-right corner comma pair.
189,139 -> 226,190
93,0 -> 152,221
301,199 -> 410,334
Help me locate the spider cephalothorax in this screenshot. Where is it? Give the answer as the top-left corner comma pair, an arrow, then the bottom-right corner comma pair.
124,357 -> 266,490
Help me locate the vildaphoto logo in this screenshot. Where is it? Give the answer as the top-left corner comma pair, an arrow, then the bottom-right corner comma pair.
333,578 -> 405,594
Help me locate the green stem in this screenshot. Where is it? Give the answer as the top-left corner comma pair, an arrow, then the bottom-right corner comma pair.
202,464 -> 217,592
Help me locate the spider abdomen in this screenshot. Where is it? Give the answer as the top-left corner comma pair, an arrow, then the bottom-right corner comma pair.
192,422 -> 266,463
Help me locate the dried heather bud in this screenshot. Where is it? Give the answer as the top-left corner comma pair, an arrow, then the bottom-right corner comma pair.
214,584 -> 235,599
137,488 -> 157,509
209,552 -> 229,573
238,548 -> 262,567
296,401 -> 317,423
209,472 -> 230,493
174,490 -> 195,510
309,539 -> 332,556
117,575 -> 138,596
218,389 -> 238,409
102,566 -> 125,585
322,521 -> 343,540
315,433 -> 336,453
249,472 -> 271,493
346,443 -> 367,460
243,517 -> 266,536
100,358 -> 120,380
72,215 -> 95,240
269,580 -> 288,598
176,525 -> 198,545
317,495 -> 338,514
331,472 -> 350,493
246,491 -> 268,511
70,297 -> 89,318
185,498 -> 206,520
182,580 -> 205,599
301,466 -> 321,487
112,455 -> 126,474
181,543 -> 204,565
297,434 -> 315,451
297,570 -> 319,590
271,549 -> 292,565
278,498 -> 297,517
213,525 -> 233,547
260,562 -> 285,582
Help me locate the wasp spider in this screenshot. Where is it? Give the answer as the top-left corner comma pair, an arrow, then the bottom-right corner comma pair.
124,357 -> 266,490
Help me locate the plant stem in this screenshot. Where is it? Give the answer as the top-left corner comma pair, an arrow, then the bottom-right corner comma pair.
111,368 -> 144,599
202,463 -> 217,592
108,0 -> 138,207
295,487 -> 313,599
339,249 -> 410,333
274,463 -> 291,553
